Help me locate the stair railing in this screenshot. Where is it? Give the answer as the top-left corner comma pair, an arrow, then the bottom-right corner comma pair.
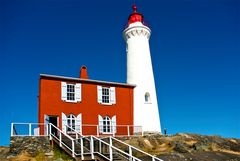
66,124 -> 142,161
106,136 -> 163,161
49,123 -> 77,157
11,123 -> 163,161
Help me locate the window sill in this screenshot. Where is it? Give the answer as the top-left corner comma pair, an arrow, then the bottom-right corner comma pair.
144,102 -> 152,104
100,103 -> 113,106
101,132 -> 114,134
64,100 -> 80,103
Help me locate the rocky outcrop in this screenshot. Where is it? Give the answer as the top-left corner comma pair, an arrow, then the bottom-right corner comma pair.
1,133 -> 240,161
118,133 -> 240,161
10,136 -> 51,157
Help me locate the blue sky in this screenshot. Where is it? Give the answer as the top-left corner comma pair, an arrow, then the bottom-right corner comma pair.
0,0 -> 239,145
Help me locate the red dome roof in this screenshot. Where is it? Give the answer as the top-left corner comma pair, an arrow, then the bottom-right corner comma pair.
128,4 -> 144,25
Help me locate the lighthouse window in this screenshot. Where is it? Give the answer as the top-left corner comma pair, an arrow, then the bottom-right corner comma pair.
102,87 -> 110,103
145,92 -> 151,103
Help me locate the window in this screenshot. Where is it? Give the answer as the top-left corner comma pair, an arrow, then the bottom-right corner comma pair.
98,115 -> 117,134
67,114 -> 76,132
102,87 -> 110,103
67,84 -> 75,101
103,116 -> 111,133
61,82 -> 81,102
97,86 -> 116,104
145,92 -> 151,103
62,113 -> 82,134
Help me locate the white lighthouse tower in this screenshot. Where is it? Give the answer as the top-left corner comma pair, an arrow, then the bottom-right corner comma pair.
123,5 -> 161,133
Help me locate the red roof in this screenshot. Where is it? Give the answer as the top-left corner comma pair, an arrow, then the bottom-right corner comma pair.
128,4 -> 144,25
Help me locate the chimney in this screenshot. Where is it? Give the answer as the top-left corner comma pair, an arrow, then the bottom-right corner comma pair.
80,65 -> 88,79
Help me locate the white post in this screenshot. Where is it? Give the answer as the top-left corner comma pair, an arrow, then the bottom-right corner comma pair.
90,136 -> 94,159
97,125 -> 99,137
99,141 -> 102,153
109,137 -> 113,160
127,126 -> 130,137
81,138 -> 84,160
46,124 -> 49,136
59,132 -> 62,147
141,126 -> 144,136
80,125 -> 82,135
29,123 -> 32,136
72,140 -> 75,157
152,157 -> 155,161
49,124 -> 52,140
11,123 -> 14,136
129,146 -> 132,160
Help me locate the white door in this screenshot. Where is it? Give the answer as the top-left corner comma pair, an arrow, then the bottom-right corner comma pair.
44,114 -> 49,135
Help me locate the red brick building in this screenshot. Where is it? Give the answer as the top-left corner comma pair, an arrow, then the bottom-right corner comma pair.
38,66 -> 135,136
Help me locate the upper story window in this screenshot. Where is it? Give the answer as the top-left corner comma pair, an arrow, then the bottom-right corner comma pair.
145,92 -> 151,103
102,87 -> 110,103
67,84 -> 75,101
97,86 -> 116,105
61,82 -> 81,102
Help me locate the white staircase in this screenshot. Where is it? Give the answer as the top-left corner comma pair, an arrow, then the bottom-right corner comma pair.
11,123 -> 163,161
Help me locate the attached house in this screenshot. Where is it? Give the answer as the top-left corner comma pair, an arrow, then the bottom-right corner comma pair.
38,66 -> 135,136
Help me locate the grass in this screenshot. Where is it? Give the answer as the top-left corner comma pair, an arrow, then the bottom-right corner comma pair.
35,152 -> 46,161
52,144 -> 73,161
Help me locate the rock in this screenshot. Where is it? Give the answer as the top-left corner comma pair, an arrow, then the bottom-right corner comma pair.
10,136 -> 51,157
45,151 -> 54,156
173,141 -> 189,153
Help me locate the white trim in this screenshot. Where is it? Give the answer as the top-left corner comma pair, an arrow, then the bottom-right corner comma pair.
61,82 -> 67,101
110,87 -> 116,104
98,115 -> 103,133
112,115 -> 117,133
62,113 -> 67,134
76,113 -> 82,133
40,74 -> 136,87
44,115 -> 50,135
75,83 -> 81,102
97,86 -> 102,103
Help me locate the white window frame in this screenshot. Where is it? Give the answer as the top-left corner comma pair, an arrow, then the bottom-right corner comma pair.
67,84 -> 75,102
97,86 -> 116,105
102,116 -> 112,134
61,82 -> 81,103
67,114 -> 76,133
102,87 -> 111,104
98,115 -> 117,134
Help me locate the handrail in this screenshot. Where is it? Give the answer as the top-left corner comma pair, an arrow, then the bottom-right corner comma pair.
110,136 -> 163,161
92,135 -> 141,161
66,123 -> 143,137
11,123 -> 49,136
49,123 -> 76,157
13,124 -> 18,135
67,125 -> 142,161
11,123 -> 163,161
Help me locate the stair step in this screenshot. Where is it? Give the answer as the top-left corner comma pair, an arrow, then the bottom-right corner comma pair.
50,126 -> 160,161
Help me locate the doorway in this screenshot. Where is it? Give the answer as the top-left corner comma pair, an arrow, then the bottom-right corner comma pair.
45,115 -> 58,136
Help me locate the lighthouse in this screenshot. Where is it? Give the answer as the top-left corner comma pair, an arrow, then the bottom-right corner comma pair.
123,5 -> 161,133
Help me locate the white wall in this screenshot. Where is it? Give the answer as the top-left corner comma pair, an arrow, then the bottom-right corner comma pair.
123,22 -> 161,133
